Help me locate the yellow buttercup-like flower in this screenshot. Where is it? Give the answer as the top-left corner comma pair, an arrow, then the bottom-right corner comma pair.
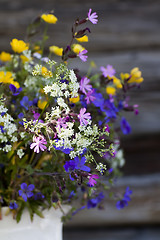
113,77 -> 122,89
0,71 -> 20,88
69,94 -> 80,103
41,14 -> 58,24
106,86 -> 116,95
49,46 -> 63,56
38,99 -> 48,110
128,67 -> 144,84
72,44 -> 85,54
0,51 -> 11,62
75,35 -> 88,43
10,39 -> 29,53
41,67 -> 53,78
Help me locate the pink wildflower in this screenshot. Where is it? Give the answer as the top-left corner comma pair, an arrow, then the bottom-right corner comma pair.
100,65 -> 116,78
88,174 -> 99,187
78,108 -> 91,126
78,49 -> 88,62
56,118 -> 67,132
80,77 -> 92,94
87,9 -> 98,24
85,89 -> 96,104
30,136 -> 47,153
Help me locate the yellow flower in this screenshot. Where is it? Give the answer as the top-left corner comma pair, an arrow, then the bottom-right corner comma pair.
41,66 -> 53,78
0,71 -> 20,88
33,45 -> 42,54
75,35 -> 88,42
41,14 -> 58,24
10,39 -> 29,53
0,52 -> 11,62
69,94 -> 80,103
120,73 -> 130,81
20,55 -> 30,63
72,44 -> 85,54
106,86 -> 116,95
128,67 -> 144,84
49,46 -> 63,56
113,77 -> 122,89
38,99 -> 48,110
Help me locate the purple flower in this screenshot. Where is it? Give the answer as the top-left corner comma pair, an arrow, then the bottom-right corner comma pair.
20,96 -> 32,110
56,118 -> 67,132
100,65 -> 116,78
80,77 -> 92,94
18,183 -> 35,202
72,206 -> 86,216
78,49 -> 88,62
116,187 -> 132,210
88,174 -> 99,187
87,192 -> 104,209
9,201 -> 18,209
120,117 -> 131,134
30,136 -> 47,153
78,108 -> 91,126
85,89 -> 96,104
9,84 -> 22,96
34,192 -> 45,200
87,9 -> 98,24
74,156 -> 90,172
64,160 -> 76,172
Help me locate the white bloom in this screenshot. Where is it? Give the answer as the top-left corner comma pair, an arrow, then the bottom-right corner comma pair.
17,149 -> 25,159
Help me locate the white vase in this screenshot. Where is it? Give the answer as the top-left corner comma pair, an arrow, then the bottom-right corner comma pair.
0,206 -> 70,240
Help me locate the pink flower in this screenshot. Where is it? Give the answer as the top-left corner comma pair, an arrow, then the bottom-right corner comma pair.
100,65 -> 116,78
30,136 -> 47,153
78,49 -> 88,62
56,118 -> 67,132
80,77 -> 92,94
85,89 -> 96,104
78,108 -> 91,126
87,9 -> 98,24
88,174 -> 99,187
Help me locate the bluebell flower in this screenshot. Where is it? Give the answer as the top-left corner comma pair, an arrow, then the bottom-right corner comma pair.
9,201 -> 18,209
9,84 -> 22,96
18,183 -> 35,202
87,192 -> 104,209
74,156 -> 90,172
120,117 -> 131,134
20,96 -> 32,110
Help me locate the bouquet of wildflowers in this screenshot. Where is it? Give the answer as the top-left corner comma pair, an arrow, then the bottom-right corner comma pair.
0,9 -> 143,222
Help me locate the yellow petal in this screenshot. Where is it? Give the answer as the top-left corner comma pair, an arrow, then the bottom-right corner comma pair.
49,46 -> 63,56
41,14 -> 58,24
106,86 -> 116,95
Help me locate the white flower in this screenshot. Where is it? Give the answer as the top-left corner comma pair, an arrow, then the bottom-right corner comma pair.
17,149 -> 25,158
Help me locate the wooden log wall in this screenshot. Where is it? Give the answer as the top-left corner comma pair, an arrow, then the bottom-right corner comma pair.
0,0 -> 160,228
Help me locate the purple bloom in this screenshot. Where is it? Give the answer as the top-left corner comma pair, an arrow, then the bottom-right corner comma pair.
72,206 -> 86,216
30,136 -> 47,153
64,160 -> 76,172
87,192 -> 104,209
120,117 -> 131,134
87,9 -> 98,24
34,192 -> 45,200
78,108 -> 91,126
88,174 -> 99,186
9,201 -> 18,209
80,77 -> 92,94
100,65 -> 116,78
85,89 -> 96,104
78,49 -> 88,62
116,187 -> 132,210
18,183 -> 35,202
9,84 -> 22,96
20,96 -> 32,110
56,118 -> 67,132
74,156 -> 90,172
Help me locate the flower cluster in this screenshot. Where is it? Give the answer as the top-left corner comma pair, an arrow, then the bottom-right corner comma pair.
0,9 -> 143,222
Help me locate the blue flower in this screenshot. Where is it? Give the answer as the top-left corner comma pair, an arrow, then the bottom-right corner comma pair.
120,117 -> 131,134
74,156 -> 90,172
20,96 -> 32,110
18,183 -> 35,202
116,187 -> 132,210
9,84 -> 22,96
34,192 -> 45,200
9,201 -> 18,209
72,206 -> 86,216
87,192 -> 104,209
64,160 -> 76,172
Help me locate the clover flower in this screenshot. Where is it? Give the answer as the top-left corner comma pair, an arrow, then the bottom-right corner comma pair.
18,183 -> 35,202
87,9 -> 98,24
78,108 -> 91,126
30,136 -> 47,153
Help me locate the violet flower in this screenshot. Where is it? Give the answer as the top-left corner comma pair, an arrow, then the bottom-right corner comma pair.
100,65 -> 116,78
88,174 -> 99,187
87,9 -> 98,24
78,49 -> 88,62
18,183 -> 35,202
74,156 -> 90,172
80,77 -> 92,94
30,136 -> 47,153
78,108 -> 91,125
9,201 -> 18,209
56,118 -> 67,132
85,89 -> 96,104
120,117 -> 131,134
9,84 -> 22,96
